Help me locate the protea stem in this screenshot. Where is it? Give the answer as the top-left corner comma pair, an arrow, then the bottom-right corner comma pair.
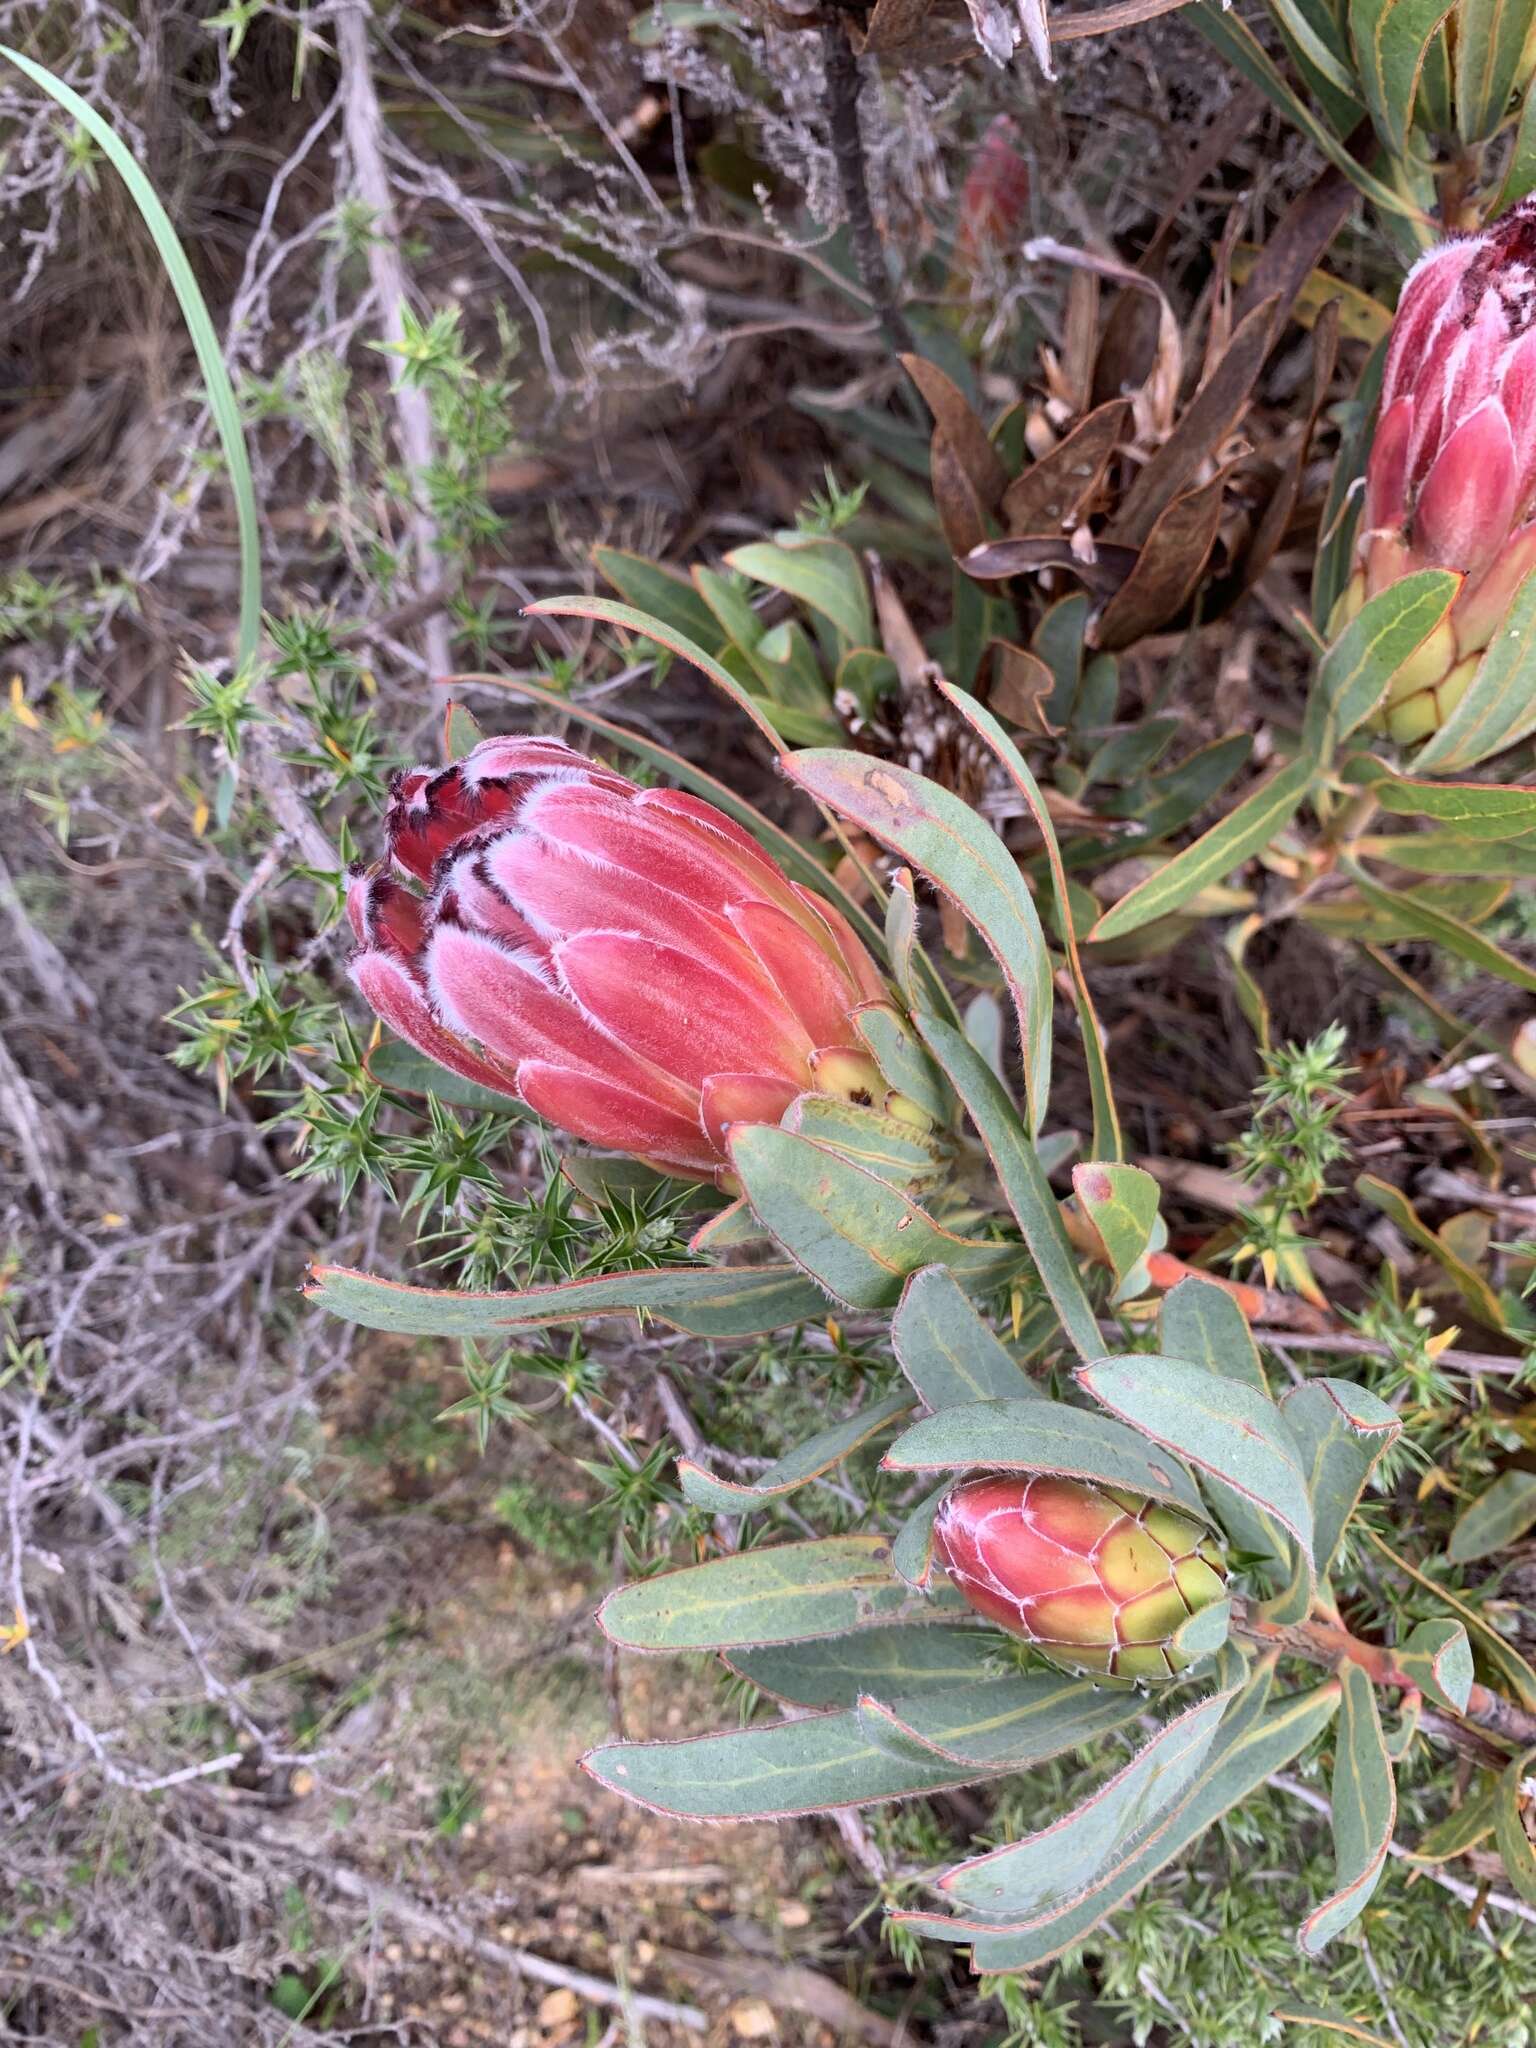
820,6 -> 916,359
1233,1603 -> 1536,1752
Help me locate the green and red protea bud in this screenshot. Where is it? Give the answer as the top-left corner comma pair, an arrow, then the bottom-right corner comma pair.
348,733 -> 899,1184
1339,200 -> 1536,742
931,1473 -> 1227,1682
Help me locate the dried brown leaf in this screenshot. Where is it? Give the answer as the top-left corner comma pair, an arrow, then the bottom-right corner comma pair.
871,557 -> 937,692
1092,469 -> 1229,650
1091,287 -> 1164,411
1001,398 -> 1130,535
931,427 -> 990,558
989,641 -> 1060,735
1234,153 -> 1362,330
1062,268 -> 1101,414
902,356 -> 1007,514
959,533 -> 1139,597
1026,237 -> 1182,431
1110,294 -> 1279,546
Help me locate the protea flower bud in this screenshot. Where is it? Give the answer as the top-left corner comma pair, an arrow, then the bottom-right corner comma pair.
347,734 -> 894,1183
931,1473 -> 1226,1682
954,115 -> 1031,271
1343,200 -> 1536,742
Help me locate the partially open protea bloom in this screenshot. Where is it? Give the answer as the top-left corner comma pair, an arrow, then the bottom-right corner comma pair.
1343,199 -> 1536,742
348,734 -> 892,1183
932,1473 -> 1226,1681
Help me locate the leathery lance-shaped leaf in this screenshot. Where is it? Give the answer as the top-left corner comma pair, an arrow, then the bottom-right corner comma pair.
1495,1745 -> 1536,1905
1267,0 -> 1366,125
527,593 -> 790,752
1127,731 -> 1252,844
1498,71 -> 1536,209
597,1536 -> 916,1652
897,1658 -> 1275,1943
1369,772 -> 1536,840
592,544 -> 723,649
1159,1274 -> 1268,1396
891,1265 -> 1041,1411
1349,0 -> 1458,158
1405,1775 -> 1496,1863
1299,1662 -> 1397,1954
883,867 -> 920,1007
959,1679 -> 1343,1970
1002,399 -> 1130,536
892,1484 -> 947,1588
1343,863 -> 1536,1004
1365,1527 -> 1536,1710
1152,1287 -> 1292,1623
1303,570 -> 1459,761
1455,0 -> 1536,142
582,1668 -> 1133,1823
724,1625 -> 999,1709
307,1262 -> 829,1340
784,750 -> 1054,1136
1398,1617 -> 1474,1713
1072,1164 -> 1161,1289
934,1688 -> 1237,1924
902,1657 -> 1326,1951
583,1701 -> 996,1821
366,1036 -> 531,1114
1187,5 -> 1424,219
1448,1471 -> 1536,1564
726,1125 -> 1020,1312
1356,830 -> 1536,877
1259,1538 -> 1318,1631
781,1093 -> 948,1190
1279,1378 -> 1402,1580
1355,1173 -> 1508,1329
852,1003 -> 952,1123
915,1015 -> 1104,1362
855,1671 -> 1147,1771
930,674 -> 1122,1161
1300,875 -> 1509,941
1078,1355 -> 1315,1558
688,1197 -> 765,1255
724,536 -> 874,650
883,1399 -> 1207,1520
442,699 -> 485,759
1413,563 -> 1536,770
1316,339 -> 1387,633
678,1393 -> 915,1514
1171,1596 -> 1232,1663
1089,755 -> 1315,944
1383,1689 -> 1422,1763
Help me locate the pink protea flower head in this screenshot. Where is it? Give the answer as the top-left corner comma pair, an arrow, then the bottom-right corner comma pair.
931,1473 -> 1226,1682
348,733 -> 892,1184
1350,199 -> 1536,741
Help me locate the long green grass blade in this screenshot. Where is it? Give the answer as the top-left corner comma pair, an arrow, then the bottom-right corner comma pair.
3,45 -> 263,668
